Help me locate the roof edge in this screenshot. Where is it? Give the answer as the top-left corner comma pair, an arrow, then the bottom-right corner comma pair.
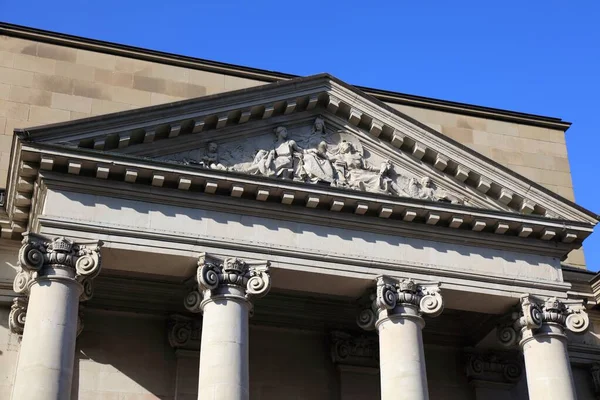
0,21 -> 571,131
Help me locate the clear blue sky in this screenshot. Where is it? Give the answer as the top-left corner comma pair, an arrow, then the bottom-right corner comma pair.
3,1 -> 599,270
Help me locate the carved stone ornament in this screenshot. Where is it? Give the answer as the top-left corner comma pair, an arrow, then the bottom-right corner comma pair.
184,254 -> 271,313
497,295 -> 590,347
168,314 -> 201,349
14,232 -> 103,296
159,118 -> 466,205
330,331 -> 379,368
465,350 -> 523,388
8,297 -> 27,335
10,233 -> 103,335
357,276 -> 444,331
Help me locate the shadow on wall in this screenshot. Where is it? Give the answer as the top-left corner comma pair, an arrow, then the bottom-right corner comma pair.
69,310 -> 177,399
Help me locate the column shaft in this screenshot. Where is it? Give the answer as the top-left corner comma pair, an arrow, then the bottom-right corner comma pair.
198,297 -> 250,400
12,270 -> 81,400
521,324 -> 576,400
378,307 -> 428,400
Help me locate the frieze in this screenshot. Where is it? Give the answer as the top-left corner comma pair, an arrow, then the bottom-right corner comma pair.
158,117 -> 466,205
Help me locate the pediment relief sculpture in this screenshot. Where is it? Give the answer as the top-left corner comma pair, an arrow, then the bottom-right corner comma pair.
158,117 -> 466,205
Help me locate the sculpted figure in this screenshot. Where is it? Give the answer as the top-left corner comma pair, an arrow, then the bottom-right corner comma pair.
300,141 -> 336,184
332,140 -> 394,194
201,142 -> 226,170
312,117 -> 326,135
271,126 -> 304,179
232,126 -> 304,179
408,177 -> 463,204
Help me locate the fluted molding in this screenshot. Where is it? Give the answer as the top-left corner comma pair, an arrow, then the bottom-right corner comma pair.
497,295 -> 590,348
357,275 -> 443,331
184,253 -> 271,314
465,350 -> 523,388
330,331 -> 379,368
9,232 -> 103,335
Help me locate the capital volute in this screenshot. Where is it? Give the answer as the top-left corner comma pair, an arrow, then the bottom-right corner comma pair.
357,275 -> 444,331
13,233 -> 103,301
184,254 -> 271,313
497,295 -> 590,347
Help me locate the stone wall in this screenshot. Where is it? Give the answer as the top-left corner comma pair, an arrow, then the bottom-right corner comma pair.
0,34 -> 265,188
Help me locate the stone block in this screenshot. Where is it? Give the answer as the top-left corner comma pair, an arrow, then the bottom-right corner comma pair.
9,86 -> 51,107
151,63 -> 189,82
0,135 -> 12,150
28,105 -> 70,124
4,118 -> 27,136
224,75 -> 265,91
490,148 -> 524,166
90,99 -> 132,115
485,119 -> 519,136
0,36 -> 37,53
73,79 -> 111,100
456,115 -> 486,131
13,53 -> 56,74
0,51 -> 14,68
0,117 -> 5,136
0,99 -> 30,120
51,93 -> 93,113
440,126 -> 474,144
110,86 -> 152,106
70,111 -> 91,120
54,60 -> 96,82
32,73 -> 74,95
473,130 -> 506,148
36,43 -> 77,62
132,75 -> 166,93
164,80 -> 207,98
0,83 -> 8,100
187,69 -> 226,90
76,49 -> 117,70
552,156 -> 571,172
518,125 -> 565,144
0,66 -> 34,87
94,68 -> 133,87
115,57 -> 152,74
150,93 -> 186,106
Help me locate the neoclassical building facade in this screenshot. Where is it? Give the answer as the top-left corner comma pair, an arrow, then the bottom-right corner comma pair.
1,23 -> 600,400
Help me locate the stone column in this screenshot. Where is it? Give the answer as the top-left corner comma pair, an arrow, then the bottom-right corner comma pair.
184,254 -> 271,400
357,276 -> 444,400
498,295 -> 590,400
10,233 -> 102,400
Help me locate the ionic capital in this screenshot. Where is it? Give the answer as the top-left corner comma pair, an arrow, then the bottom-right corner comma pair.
330,331 -> 379,368
8,297 -> 27,335
465,350 -> 523,388
497,295 -> 589,347
14,232 -> 103,301
357,275 -> 444,331
184,254 -> 271,313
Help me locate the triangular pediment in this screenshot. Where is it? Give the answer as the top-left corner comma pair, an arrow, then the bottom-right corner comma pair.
7,74 -> 597,247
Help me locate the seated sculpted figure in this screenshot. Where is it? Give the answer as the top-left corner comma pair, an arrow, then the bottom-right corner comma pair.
407,177 -> 463,204
201,142 -> 227,170
300,141 -> 336,184
331,140 -> 394,194
233,126 -> 304,179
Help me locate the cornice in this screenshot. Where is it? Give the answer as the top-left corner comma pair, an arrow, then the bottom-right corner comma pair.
0,21 -> 571,130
